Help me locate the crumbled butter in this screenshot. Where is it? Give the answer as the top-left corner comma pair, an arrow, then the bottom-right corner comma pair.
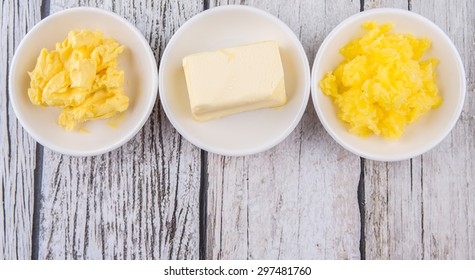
319,22 -> 442,139
28,29 -> 128,130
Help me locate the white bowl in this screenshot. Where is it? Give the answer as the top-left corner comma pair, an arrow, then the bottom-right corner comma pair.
9,7 -> 158,156
159,5 -> 310,156
311,8 -> 466,161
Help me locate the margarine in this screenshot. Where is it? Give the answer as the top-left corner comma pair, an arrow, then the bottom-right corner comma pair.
28,29 -> 128,130
182,41 -> 286,121
319,22 -> 441,139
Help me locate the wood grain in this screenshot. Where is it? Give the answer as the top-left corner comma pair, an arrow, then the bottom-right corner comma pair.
0,1 -> 42,260
411,0 -> 475,259
206,0 -> 362,259
37,0 -> 204,259
363,0 -> 475,259
1,0 -> 474,260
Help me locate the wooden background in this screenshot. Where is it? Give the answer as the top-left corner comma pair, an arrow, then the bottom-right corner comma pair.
1,0 -> 473,260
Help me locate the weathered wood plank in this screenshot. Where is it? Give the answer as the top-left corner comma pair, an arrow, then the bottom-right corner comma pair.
364,0 -> 475,259
38,0 -> 203,259
0,1 -> 42,260
207,0 -> 362,259
364,158 -> 424,259
411,0 -> 475,259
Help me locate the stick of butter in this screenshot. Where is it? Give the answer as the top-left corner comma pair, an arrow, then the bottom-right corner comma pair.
182,41 -> 287,122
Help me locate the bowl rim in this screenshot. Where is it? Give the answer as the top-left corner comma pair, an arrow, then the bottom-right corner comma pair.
9,6 -> 159,157
158,5 -> 311,156
311,7 -> 466,162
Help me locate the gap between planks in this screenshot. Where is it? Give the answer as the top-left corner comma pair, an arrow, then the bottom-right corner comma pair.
198,0 -> 211,262
30,0 -> 50,260
358,0 -> 366,261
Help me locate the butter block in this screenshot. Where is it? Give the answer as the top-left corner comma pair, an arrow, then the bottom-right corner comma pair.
182,41 -> 286,121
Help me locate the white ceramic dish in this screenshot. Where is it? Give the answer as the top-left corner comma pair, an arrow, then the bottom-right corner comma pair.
9,7 -> 158,156
311,8 -> 466,161
159,5 -> 310,156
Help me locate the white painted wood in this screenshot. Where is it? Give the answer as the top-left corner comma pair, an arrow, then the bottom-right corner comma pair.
37,0 -> 204,260
411,0 -> 475,259
206,0 -> 362,259
0,1 -> 42,260
363,0 -> 475,259
1,0 -> 473,260
364,159 -> 425,259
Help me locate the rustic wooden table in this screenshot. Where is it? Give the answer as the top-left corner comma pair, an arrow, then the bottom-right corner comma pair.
1,0 -> 474,260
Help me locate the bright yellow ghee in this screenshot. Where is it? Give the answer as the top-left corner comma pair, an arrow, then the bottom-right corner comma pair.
319,21 -> 442,139
28,29 -> 128,130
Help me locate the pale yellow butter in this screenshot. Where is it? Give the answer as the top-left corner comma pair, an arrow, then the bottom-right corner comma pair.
28,29 -> 128,131
182,41 -> 286,121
